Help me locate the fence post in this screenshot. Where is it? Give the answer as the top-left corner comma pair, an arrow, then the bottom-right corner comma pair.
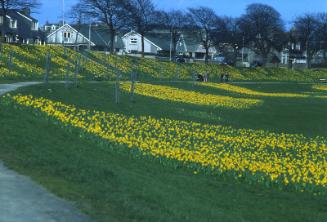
65,63 -> 70,89
130,66 -> 137,102
8,50 -> 13,75
64,47 -> 67,57
115,71 -> 120,104
192,71 -> 197,87
114,57 -> 120,104
159,65 -> 163,81
106,54 -> 110,80
44,51 -> 51,84
74,56 -> 80,88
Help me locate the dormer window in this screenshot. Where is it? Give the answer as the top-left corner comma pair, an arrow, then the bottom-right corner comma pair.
130,38 -> 137,45
51,25 -> 56,30
9,19 -> 17,29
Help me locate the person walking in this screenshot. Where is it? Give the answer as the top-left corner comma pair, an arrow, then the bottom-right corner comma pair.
204,71 -> 209,82
220,73 -> 224,82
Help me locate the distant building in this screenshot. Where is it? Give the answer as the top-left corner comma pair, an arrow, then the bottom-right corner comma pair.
122,30 -> 217,60
0,8 -> 43,44
122,30 -> 163,55
45,24 -> 125,52
46,24 -> 96,48
42,22 -> 60,33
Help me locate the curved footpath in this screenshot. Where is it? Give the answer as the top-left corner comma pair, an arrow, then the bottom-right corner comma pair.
0,82 -> 92,222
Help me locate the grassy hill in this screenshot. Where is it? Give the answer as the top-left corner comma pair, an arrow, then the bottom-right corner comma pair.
0,44 -> 108,81
0,82 -> 326,222
0,44 -> 326,82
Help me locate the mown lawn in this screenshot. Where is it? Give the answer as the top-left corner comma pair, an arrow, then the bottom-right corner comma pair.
0,82 -> 326,222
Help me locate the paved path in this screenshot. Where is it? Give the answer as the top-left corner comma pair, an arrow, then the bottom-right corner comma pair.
0,82 -> 92,222
0,82 -> 41,95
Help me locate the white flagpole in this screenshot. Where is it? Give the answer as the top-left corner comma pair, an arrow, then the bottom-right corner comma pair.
62,0 -> 65,26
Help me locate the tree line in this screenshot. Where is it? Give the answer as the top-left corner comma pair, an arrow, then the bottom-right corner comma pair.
72,0 -> 327,67
1,0 -> 327,68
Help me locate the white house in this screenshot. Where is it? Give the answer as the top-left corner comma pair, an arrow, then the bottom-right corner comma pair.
122,31 -> 162,54
46,24 -> 95,47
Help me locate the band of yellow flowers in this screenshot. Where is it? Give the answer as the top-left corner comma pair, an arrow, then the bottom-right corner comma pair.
3,94 -> 326,194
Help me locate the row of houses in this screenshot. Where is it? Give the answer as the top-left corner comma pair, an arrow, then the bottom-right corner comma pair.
46,23 -> 312,67
0,8 -> 323,67
44,23 -> 218,61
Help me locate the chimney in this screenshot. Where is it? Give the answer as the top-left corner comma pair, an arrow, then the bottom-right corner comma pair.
22,7 -> 31,16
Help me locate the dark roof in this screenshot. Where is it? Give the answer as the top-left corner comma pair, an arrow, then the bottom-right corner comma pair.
145,32 -> 172,51
16,11 -> 37,22
75,25 -> 124,49
180,31 -> 201,52
145,30 -> 203,53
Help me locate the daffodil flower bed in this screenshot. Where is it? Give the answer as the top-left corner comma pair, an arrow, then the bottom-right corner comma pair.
91,51 -> 327,82
0,44 -> 110,80
3,94 -> 327,194
121,83 -> 263,109
313,84 -> 327,92
203,83 -> 311,98
1,43 -> 327,81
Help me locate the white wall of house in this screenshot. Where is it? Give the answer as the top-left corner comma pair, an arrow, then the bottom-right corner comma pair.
122,31 -> 161,54
47,24 -> 94,46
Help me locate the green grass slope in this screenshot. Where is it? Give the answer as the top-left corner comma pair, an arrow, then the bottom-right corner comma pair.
0,44 -> 326,81
0,82 -> 326,222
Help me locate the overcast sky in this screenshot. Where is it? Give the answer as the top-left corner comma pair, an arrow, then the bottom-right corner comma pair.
38,0 -> 327,26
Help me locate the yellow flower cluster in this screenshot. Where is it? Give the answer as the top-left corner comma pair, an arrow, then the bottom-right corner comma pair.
5,94 -> 327,192
313,84 -> 327,92
0,44 -> 109,80
203,83 -> 327,99
1,43 -> 327,82
121,83 -> 263,109
91,51 -> 327,82
92,52 -> 242,80
203,83 -> 309,98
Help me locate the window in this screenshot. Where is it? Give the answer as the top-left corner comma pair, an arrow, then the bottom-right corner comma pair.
296,43 -> 301,51
9,19 -> 17,29
130,38 -> 137,45
32,22 -> 38,31
0,16 -> 3,24
63,32 -> 71,39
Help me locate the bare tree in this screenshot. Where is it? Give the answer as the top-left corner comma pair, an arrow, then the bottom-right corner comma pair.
77,0 -> 128,54
224,18 -> 244,65
0,0 -> 40,46
70,3 -> 87,51
294,14 -> 319,68
211,16 -> 242,65
123,0 -> 156,57
188,7 -> 218,64
316,13 -> 327,64
238,3 -> 285,66
160,10 -> 187,59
